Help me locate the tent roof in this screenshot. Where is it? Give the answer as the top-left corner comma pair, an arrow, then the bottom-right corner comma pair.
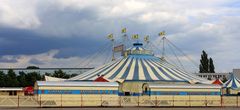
223,73 -> 240,89
69,43 -> 210,84
94,76 -> 109,82
212,79 -> 223,85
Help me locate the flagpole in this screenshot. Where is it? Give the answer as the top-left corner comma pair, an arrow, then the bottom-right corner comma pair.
107,33 -> 115,61
159,31 -> 166,59
111,38 -> 115,61
162,36 -> 165,58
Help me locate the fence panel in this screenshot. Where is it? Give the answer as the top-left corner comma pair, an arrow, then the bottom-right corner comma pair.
205,96 -> 221,106
101,95 -> 120,106
189,96 -> 206,106
82,95 -> 101,106
138,96 -> 156,106
0,95 -> 239,107
40,95 -> 61,107
222,96 -> 238,106
61,95 -> 82,107
0,96 -> 18,107
19,96 -> 39,107
156,96 -> 174,106
173,96 -> 190,106
120,96 -> 138,106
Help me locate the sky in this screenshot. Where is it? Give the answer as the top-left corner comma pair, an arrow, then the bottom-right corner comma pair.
0,0 -> 240,73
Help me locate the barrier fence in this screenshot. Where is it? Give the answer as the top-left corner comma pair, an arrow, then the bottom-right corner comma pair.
0,95 -> 239,107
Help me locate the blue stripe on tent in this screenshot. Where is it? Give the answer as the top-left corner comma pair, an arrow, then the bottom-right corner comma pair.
151,60 -> 185,81
85,59 -> 123,79
149,59 -> 175,80
108,57 -> 130,79
133,58 -> 139,80
169,67 -> 203,81
120,58 -> 134,79
224,73 -> 240,89
166,68 -> 192,81
143,59 -> 165,80
224,79 -> 232,87
38,90 -> 119,95
140,58 -> 152,80
161,66 -> 186,81
87,58 -> 125,80
73,62 -> 115,80
80,60 -> 120,80
232,77 -> 238,89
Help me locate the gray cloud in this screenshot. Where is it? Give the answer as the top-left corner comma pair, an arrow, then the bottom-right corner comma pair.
0,0 -> 240,72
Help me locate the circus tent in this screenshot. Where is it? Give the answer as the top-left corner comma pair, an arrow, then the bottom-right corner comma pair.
223,73 -> 240,89
212,79 -> 223,85
69,42 -> 210,84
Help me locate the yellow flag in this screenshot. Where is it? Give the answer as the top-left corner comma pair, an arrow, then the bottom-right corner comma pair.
132,34 -> 139,39
107,34 -> 113,39
144,35 -> 149,42
121,28 -> 127,33
159,31 -> 165,36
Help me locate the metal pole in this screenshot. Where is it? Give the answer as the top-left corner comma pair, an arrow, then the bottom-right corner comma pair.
189,95 -> 191,107
172,95 -> 174,107
162,37 -> 165,58
221,95 -> 223,107
40,94 -> 41,107
112,39 -> 115,61
61,94 -> 62,108
205,95 -> 207,107
138,96 -> 139,107
155,96 -> 157,107
17,95 -> 19,108
101,94 -> 102,107
237,96 -> 238,107
81,94 -> 83,107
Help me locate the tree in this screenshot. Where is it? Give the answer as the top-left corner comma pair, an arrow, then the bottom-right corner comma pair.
17,71 -> 27,87
26,72 -> 42,86
199,50 -> 209,73
26,66 -> 40,69
0,71 -> 6,87
222,76 -> 228,83
199,50 -> 215,73
209,58 -> 215,73
6,69 -> 19,87
52,69 -> 70,78
70,73 -> 78,78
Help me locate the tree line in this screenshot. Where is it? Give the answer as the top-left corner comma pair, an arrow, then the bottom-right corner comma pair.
0,69 -> 78,87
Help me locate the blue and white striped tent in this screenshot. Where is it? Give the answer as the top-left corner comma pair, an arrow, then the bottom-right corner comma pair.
223,73 -> 240,89
69,43 -> 210,84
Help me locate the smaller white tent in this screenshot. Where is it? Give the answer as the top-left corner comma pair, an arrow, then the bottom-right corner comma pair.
45,75 -> 66,81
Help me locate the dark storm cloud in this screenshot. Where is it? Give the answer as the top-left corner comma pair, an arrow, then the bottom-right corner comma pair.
0,27 -> 107,58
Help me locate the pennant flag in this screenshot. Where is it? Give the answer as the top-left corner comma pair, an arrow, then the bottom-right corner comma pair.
159,31 -> 166,36
121,28 -> 127,33
144,35 -> 149,42
132,34 -> 139,39
107,34 -> 113,39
